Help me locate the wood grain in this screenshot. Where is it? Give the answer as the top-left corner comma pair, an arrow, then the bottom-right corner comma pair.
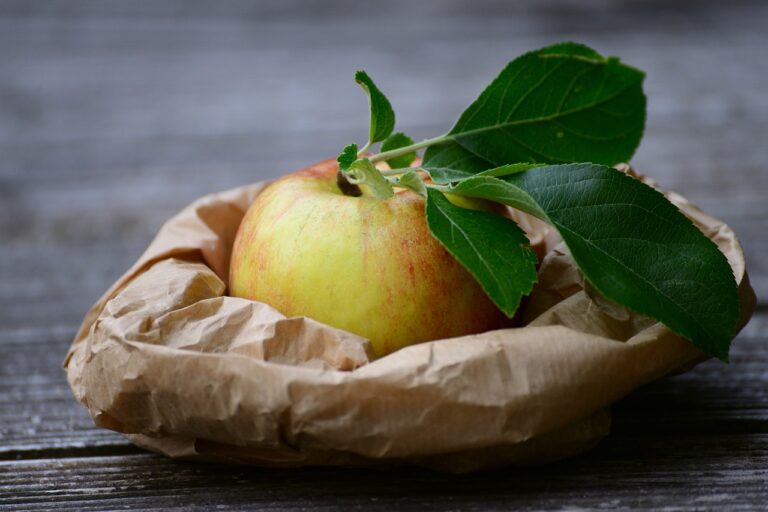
2,435 -> 767,511
0,328 -> 133,458
1,0 -> 767,509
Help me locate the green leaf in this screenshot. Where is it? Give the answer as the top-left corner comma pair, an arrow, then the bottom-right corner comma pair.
451,167 -> 545,216
337,143 -> 358,171
479,162 -> 544,177
422,42 -> 646,175
355,70 -> 396,145
397,171 -> 426,198
422,144 -> 543,184
424,188 -> 538,317
449,163 -> 739,360
381,132 -> 417,169
348,158 -> 394,200
421,142 -> 493,183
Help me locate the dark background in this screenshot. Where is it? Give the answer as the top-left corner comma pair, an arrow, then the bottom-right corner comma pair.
1,1 -> 767,510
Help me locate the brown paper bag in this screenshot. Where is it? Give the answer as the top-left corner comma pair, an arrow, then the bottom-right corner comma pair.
65,161 -> 756,472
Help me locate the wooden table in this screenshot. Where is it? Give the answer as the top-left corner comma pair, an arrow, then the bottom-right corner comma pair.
2,1 -> 767,509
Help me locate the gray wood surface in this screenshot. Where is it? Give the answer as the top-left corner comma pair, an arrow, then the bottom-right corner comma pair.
2,439 -> 768,511
1,0 -> 767,509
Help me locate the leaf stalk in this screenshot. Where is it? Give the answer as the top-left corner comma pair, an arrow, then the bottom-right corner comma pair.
369,134 -> 450,163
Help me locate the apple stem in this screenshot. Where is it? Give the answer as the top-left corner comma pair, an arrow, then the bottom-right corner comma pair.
336,171 -> 362,197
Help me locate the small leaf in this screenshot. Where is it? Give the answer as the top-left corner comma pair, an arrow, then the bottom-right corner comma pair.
450,170 -> 544,217
349,158 -> 394,200
448,163 -> 739,360
337,143 -> 358,171
381,132 -> 417,169
425,188 -> 538,317
397,171 -> 426,198
355,70 -> 396,145
423,42 -> 646,176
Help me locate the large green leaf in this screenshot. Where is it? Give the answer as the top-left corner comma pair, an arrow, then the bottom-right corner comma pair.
424,188 -> 538,317
423,42 -> 646,177
449,163 -> 739,360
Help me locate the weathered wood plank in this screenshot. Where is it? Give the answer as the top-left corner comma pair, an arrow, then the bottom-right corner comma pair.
1,432 -> 767,511
0,327 -> 133,457
1,0 -> 767,508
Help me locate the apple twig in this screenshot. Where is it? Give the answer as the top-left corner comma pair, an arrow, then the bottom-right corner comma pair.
368,134 -> 449,164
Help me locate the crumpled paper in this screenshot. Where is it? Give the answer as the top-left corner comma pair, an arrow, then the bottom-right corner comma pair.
65,160 -> 756,472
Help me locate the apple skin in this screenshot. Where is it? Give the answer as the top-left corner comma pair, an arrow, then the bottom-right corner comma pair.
229,159 -> 508,359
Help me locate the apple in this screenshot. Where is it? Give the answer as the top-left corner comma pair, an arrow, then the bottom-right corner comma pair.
229,159 -> 508,358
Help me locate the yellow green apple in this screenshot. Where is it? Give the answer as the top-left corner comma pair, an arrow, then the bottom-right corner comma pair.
229,159 -> 507,358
